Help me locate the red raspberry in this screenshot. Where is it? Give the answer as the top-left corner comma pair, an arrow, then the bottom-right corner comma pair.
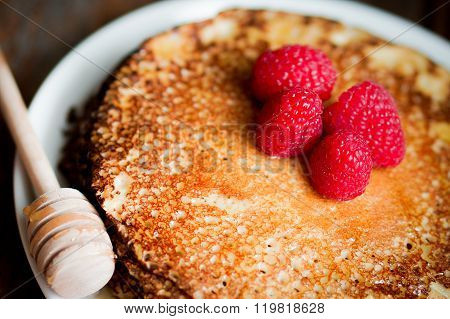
256,87 -> 323,157
323,81 -> 405,167
309,131 -> 372,201
251,45 -> 336,101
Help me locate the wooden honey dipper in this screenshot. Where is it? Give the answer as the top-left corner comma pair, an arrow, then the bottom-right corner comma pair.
0,49 -> 115,298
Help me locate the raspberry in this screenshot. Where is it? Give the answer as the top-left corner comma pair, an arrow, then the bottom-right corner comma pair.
251,45 -> 336,101
323,81 -> 405,167
256,87 -> 323,157
309,131 -> 372,201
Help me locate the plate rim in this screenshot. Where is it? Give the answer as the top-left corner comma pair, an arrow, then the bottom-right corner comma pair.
12,0 -> 450,299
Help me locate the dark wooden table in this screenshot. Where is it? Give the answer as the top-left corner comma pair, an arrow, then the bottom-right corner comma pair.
0,0 -> 448,299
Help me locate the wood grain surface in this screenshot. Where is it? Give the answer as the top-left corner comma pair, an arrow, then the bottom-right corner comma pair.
0,0 -> 448,299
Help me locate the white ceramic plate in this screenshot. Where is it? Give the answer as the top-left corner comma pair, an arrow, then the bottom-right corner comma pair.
13,0 -> 450,299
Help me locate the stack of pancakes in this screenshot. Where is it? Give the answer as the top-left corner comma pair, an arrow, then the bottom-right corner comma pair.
60,9 -> 449,298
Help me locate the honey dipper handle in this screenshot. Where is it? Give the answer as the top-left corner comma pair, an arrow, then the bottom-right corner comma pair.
0,50 -> 59,194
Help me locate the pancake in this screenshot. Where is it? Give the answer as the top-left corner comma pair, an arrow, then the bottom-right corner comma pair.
60,9 -> 450,298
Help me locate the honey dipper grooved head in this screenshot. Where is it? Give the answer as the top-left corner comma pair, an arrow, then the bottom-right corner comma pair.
24,188 -> 115,298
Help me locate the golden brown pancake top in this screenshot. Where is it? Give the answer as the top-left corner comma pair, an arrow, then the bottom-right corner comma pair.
85,9 -> 449,298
